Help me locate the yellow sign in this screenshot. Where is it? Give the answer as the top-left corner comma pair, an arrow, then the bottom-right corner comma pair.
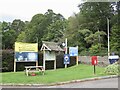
15,42 -> 38,52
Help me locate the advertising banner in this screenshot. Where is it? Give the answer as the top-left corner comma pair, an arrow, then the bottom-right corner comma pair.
15,42 -> 38,62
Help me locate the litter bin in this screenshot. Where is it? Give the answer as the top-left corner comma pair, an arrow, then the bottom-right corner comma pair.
108,55 -> 119,64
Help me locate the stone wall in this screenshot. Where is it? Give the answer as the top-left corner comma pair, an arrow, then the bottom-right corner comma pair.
78,56 -> 109,67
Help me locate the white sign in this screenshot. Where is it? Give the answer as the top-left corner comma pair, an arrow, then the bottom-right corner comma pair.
69,47 -> 78,56
45,51 -> 56,60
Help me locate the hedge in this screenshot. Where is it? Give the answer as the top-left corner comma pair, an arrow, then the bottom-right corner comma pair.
2,50 -> 76,72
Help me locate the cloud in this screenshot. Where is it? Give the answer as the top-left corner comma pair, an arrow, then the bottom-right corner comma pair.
0,0 -> 81,22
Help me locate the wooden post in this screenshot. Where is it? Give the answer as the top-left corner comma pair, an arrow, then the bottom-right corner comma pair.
36,61 -> 38,66
36,40 -> 39,67
94,65 -> 96,75
76,56 -> 79,65
54,60 -> 56,70
14,59 -> 16,72
36,61 -> 38,70
76,46 -> 79,65
54,51 -> 56,70
43,49 -> 46,71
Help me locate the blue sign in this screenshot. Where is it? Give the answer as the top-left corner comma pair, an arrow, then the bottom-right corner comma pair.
69,47 -> 78,56
15,52 -> 38,62
64,54 -> 70,64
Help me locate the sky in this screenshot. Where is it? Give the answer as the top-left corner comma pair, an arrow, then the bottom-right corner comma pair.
0,0 -> 82,22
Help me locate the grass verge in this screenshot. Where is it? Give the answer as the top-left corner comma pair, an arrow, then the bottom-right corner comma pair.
1,64 -> 107,84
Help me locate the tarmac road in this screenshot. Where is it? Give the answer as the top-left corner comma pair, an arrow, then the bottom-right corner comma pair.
1,77 -> 118,88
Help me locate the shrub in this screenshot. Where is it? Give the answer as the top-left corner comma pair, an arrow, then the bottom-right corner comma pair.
104,62 -> 120,75
2,50 -> 14,72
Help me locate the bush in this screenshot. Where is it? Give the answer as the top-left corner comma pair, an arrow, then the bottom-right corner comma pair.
2,50 -> 14,72
104,62 -> 120,75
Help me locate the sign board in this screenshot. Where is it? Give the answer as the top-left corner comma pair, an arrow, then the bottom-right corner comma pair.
64,54 -> 70,64
15,42 -> 38,62
91,56 -> 98,65
69,47 -> 78,56
45,51 -> 56,60
15,52 -> 38,61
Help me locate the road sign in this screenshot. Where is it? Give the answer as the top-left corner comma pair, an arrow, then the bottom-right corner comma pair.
64,54 -> 70,64
69,47 -> 78,56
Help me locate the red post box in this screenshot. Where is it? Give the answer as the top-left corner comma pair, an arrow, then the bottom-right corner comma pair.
91,56 -> 98,65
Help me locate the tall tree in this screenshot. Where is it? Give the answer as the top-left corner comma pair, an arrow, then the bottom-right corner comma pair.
17,9 -> 66,48
11,19 -> 25,34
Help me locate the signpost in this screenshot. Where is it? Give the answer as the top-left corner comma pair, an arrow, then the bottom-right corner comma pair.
91,56 -> 98,75
14,42 -> 38,72
69,46 -> 78,65
64,54 -> 70,65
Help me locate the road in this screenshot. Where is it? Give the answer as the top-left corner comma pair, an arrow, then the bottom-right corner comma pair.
1,78 -> 118,88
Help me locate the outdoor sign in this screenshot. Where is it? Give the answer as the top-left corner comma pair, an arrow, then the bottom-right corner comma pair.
15,42 -> 38,62
64,54 -> 70,64
45,51 -> 56,60
69,47 -> 78,56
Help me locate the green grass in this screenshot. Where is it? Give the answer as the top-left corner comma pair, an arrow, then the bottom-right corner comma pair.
1,64 -> 107,84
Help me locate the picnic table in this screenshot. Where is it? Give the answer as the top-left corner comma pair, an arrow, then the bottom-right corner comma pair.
25,66 -> 44,76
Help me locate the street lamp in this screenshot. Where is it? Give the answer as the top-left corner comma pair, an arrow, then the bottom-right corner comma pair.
62,38 -> 68,68
107,18 -> 110,57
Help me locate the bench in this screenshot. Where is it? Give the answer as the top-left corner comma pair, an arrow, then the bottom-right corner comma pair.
25,66 -> 44,76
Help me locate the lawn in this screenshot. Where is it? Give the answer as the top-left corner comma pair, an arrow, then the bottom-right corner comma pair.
1,64 -> 107,84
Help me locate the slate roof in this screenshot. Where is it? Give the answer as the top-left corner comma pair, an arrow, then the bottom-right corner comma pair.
41,41 -> 64,51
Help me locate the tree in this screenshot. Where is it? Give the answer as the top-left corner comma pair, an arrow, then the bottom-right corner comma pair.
11,19 -> 25,34
85,31 -> 106,45
2,30 -> 17,49
17,9 -> 66,48
110,25 -> 120,55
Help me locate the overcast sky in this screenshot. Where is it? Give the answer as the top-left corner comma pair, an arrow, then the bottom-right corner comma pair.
0,0 -> 82,22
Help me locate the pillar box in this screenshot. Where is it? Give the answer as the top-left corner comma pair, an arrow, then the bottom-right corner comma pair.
91,56 -> 98,65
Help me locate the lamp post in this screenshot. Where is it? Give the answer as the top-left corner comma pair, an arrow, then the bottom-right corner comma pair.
107,18 -> 110,57
62,38 -> 68,68
65,38 -> 67,68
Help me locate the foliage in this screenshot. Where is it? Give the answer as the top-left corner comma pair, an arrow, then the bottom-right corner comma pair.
104,62 -> 120,75
1,2 -> 119,56
2,50 -> 14,71
11,19 -> 25,34
16,9 -> 66,48
110,25 -> 120,55
65,2 -> 115,55
2,30 -> 17,49
89,44 -> 107,56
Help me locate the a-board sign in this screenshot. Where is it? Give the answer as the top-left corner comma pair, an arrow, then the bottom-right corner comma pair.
69,47 -> 78,56
15,42 -> 38,62
45,51 -> 56,60
64,54 -> 70,64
